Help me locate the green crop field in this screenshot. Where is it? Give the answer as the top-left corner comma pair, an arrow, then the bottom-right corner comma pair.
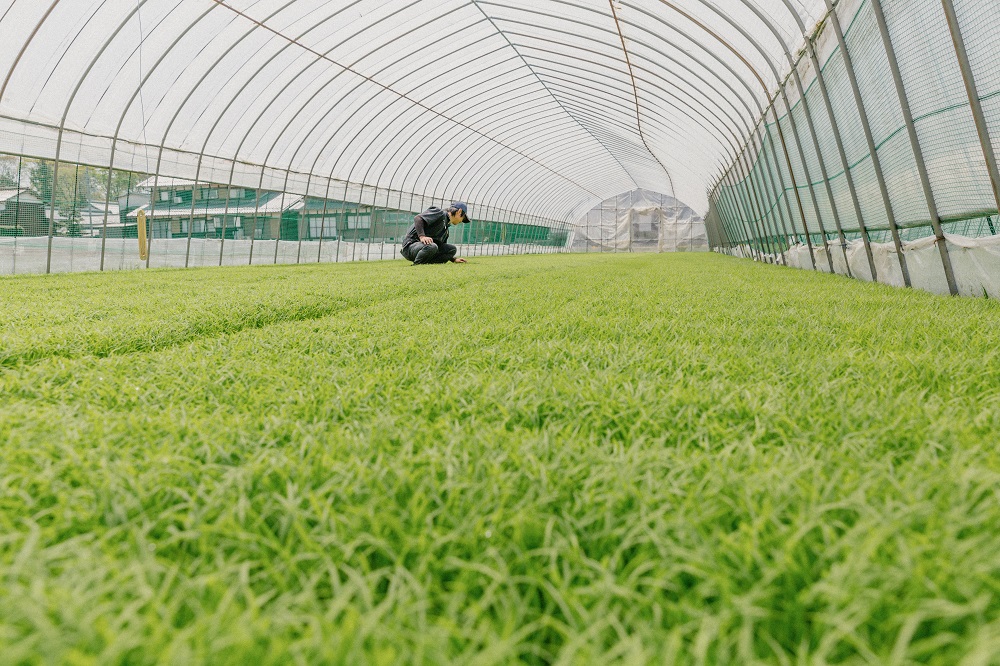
1,253 -> 999,665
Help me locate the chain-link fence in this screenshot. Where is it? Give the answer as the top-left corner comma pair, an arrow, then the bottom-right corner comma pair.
708,0 -> 1000,297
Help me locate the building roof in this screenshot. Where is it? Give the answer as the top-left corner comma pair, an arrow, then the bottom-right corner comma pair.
79,201 -> 121,215
136,177 -> 200,189
135,177 -> 258,190
0,188 -> 42,204
127,193 -> 304,219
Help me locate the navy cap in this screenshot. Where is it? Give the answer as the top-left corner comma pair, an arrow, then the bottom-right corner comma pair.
449,201 -> 471,224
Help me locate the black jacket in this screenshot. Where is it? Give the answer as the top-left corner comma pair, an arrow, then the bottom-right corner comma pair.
402,207 -> 450,247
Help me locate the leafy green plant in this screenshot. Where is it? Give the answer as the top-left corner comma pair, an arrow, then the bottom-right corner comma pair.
1,254 -> 999,664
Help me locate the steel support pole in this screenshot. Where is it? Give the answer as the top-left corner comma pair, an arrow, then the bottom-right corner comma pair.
870,0 -> 958,295
756,131 -> 793,264
316,193 -> 330,263
805,39 -> 878,281
723,170 -> 761,260
712,188 -> 735,253
737,154 -> 775,261
941,0 -> 1000,220
101,165 -> 116,272
789,65 -> 852,276
729,167 -> 764,259
730,173 -> 762,259
729,144 -> 768,260
713,190 -> 739,253
734,0 -> 848,273
717,201 -> 735,254
715,190 -> 739,255
740,143 -> 776,262
756,124 -> 797,259
715,191 -> 739,255
768,98 -> 816,268
738,140 -> 782,263
718,173 -> 748,257
777,87 -> 834,274
296,174 -> 313,264
824,0 -> 911,287
44,158 -> 60,275
748,139 -> 787,265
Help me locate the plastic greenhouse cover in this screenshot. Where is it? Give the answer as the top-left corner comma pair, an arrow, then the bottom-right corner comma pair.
0,0 -> 828,226
573,188 -> 709,252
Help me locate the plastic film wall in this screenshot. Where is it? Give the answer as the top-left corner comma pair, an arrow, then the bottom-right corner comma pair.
0,0 -> 842,274
573,189 -> 709,253
708,0 -> 1000,297
3,0 -> 994,286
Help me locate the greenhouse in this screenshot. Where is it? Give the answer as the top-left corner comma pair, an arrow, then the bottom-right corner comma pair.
1,0 -> 999,663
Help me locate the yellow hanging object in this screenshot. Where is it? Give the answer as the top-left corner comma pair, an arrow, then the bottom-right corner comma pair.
137,209 -> 149,261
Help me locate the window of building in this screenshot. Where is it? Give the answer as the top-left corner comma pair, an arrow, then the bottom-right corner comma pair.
309,217 -> 338,238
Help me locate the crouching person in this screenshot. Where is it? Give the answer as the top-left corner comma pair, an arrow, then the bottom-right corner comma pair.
401,202 -> 471,265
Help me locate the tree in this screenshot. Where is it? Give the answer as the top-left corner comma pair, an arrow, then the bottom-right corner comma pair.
0,157 -> 19,189
29,160 -> 53,203
28,161 -> 93,235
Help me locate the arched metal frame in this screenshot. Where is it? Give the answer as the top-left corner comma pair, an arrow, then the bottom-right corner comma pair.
0,0 -> 994,288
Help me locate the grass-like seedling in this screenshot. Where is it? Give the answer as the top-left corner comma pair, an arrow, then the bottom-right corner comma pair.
1,253 -> 999,664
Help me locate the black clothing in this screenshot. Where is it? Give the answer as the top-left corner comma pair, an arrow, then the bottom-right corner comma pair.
401,207 -> 457,264
401,241 -> 457,265
402,207 -> 450,247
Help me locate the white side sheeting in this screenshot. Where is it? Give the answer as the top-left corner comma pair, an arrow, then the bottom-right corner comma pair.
0,237 -> 561,275
744,234 -> 1000,297
572,189 -> 708,252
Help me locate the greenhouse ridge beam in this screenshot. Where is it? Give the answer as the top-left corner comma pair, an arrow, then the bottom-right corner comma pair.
609,0 -> 676,199
468,0 -> 641,191
207,0 -> 601,200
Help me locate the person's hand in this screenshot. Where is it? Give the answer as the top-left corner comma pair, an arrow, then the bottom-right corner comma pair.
453,258 -> 467,264
419,236 -> 434,245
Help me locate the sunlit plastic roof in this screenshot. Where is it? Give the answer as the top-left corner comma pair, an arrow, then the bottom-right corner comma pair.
0,0 -> 827,225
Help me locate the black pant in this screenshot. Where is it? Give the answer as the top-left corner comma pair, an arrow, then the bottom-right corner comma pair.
401,241 -> 457,265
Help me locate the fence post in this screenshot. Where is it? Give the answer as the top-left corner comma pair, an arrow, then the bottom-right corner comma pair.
870,0 -> 959,295
940,0 -> 1000,220
823,0 -> 911,287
